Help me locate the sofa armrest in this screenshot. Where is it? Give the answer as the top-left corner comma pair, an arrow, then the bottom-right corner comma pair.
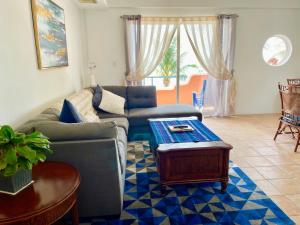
47,138 -> 123,216
33,121 -> 118,142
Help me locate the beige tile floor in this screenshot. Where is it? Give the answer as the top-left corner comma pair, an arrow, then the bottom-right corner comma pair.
204,114 -> 300,223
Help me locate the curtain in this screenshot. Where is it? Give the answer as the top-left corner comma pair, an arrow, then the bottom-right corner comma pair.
183,16 -> 232,80
183,16 -> 237,116
123,16 -> 178,85
218,14 -> 238,115
123,15 -> 141,86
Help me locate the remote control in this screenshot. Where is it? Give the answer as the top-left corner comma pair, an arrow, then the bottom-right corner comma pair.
173,125 -> 189,129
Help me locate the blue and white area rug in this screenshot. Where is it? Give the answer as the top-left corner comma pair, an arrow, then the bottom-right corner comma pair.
80,141 -> 294,225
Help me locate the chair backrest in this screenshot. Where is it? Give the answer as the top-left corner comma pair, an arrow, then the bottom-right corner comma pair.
199,79 -> 207,108
278,83 -> 300,117
287,78 -> 300,85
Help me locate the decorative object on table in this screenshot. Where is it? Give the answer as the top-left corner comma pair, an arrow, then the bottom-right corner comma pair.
0,125 -> 52,195
274,83 -> 300,152
0,162 -> 80,225
168,124 -> 194,132
88,62 -> 97,87
31,0 -> 68,69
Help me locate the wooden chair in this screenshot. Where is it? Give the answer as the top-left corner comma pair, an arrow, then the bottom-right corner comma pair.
287,78 -> 300,86
274,83 -> 300,152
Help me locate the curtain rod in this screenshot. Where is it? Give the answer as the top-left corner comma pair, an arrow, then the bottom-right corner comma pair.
120,15 -> 141,19
218,14 -> 239,18
120,14 -> 239,19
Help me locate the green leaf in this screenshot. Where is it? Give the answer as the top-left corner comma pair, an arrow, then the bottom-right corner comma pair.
29,143 -> 51,152
0,160 -> 7,170
35,147 -> 53,156
26,131 -> 48,139
18,157 -> 32,170
3,164 -> 18,177
4,148 -> 17,164
11,134 -> 25,144
35,152 -> 46,162
0,125 -> 15,139
25,137 -> 50,145
0,137 -> 9,144
16,146 -> 36,161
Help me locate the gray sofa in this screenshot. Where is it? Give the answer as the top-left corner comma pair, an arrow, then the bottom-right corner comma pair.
17,86 -> 201,218
95,86 -> 202,139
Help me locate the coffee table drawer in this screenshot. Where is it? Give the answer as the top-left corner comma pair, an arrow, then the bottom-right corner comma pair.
157,147 -> 230,188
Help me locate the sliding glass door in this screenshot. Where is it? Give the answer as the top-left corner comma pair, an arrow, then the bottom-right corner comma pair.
143,30 -> 178,105
143,25 -> 207,106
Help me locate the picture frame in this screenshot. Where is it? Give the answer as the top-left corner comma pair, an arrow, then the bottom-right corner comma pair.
31,0 -> 68,69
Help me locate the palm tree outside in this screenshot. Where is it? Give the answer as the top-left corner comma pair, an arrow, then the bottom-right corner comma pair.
155,37 -> 198,87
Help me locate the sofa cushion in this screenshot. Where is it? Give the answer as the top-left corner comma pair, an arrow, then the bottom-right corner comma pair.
59,99 -> 85,123
102,86 -> 128,109
42,108 -> 61,117
17,113 -> 59,134
99,89 -> 125,115
68,89 -> 100,122
127,86 -> 157,109
128,104 -> 202,127
33,121 -> 118,142
97,110 -> 128,119
100,117 -> 129,134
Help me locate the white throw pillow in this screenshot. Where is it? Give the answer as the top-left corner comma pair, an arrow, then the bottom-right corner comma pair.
99,89 -> 125,115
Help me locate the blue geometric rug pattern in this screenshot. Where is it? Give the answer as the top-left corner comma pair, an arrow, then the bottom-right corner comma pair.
80,141 -> 295,225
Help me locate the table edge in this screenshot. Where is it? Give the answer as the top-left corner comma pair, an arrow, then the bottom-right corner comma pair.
0,163 -> 81,224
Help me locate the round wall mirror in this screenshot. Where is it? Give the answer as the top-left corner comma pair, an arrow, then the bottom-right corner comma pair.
262,35 -> 292,66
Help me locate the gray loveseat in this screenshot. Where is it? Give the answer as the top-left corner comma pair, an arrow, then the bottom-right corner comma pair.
17,86 -> 201,218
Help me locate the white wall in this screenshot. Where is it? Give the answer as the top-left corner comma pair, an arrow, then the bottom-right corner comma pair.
84,7 -> 300,114
0,0 -> 87,126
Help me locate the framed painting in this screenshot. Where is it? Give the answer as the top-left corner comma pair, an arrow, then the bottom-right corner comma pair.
31,0 -> 68,69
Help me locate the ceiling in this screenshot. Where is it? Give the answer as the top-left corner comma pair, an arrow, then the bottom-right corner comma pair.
73,0 -> 300,9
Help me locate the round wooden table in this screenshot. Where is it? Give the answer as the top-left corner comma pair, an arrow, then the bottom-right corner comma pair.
0,162 -> 80,225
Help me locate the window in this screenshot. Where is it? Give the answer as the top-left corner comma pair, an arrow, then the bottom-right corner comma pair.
262,35 -> 292,66
143,26 -> 207,105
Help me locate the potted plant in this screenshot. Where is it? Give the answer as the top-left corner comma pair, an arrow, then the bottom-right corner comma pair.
0,125 -> 52,195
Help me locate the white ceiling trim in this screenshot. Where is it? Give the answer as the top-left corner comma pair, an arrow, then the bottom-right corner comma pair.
73,0 -> 300,9
106,0 -> 300,9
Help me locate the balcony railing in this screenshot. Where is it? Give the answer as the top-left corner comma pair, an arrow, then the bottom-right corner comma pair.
143,74 -> 208,106
143,75 -> 178,88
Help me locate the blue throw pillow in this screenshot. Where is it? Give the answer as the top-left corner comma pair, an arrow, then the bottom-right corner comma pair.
92,85 -> 103,109
59,99 -> 84,123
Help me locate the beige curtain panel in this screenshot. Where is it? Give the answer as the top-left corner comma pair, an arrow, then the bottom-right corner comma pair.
182,16 -> 237,116
182,16 -> 232,81
124,16 -> 179,83
123,15 -> 141,85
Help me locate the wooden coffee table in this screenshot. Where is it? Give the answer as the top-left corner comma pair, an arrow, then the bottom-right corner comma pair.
149,117 -> 232,193
0,162 -> 80,225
